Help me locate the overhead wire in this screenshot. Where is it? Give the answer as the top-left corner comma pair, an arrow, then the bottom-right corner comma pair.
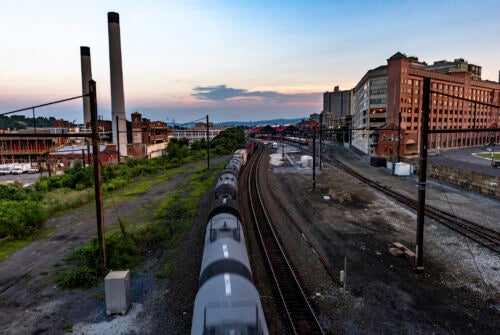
434,168 -> 492,297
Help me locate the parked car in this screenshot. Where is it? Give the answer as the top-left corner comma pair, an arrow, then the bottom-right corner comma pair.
492,161 -> 500,168
27,167 -> 39,174
11,163 -> 31,174
0,164 -> 15,175
11,166 -> 24,175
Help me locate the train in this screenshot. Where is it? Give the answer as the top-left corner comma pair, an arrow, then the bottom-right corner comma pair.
284,136 -> 309,146
191,147 -> 269,335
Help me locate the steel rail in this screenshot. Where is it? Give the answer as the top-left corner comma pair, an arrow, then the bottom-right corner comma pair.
321,154 -> 500,255
247,146 -> 325,334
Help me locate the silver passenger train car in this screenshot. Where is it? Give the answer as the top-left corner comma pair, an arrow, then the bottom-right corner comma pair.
191,149 -> 269,335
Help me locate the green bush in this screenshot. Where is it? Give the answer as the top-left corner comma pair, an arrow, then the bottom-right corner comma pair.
0,200 -> 46,238
0,184 -> 41,201
56,231 -> 139,289
103,178 -> 129,192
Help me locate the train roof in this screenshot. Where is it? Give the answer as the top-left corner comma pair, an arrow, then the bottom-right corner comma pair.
191,274 -> 269,335
200,238 -> 252,286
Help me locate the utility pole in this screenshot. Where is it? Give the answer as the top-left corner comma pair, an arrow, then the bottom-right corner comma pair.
281,133 -> 284,160
415,77 -> 430,273
32,108 -> 37,134
397,108 -> 402,162
312,127 -> 316,190
206,115 -> 210,170
89,80 -> 106,268
391,127 -> 396,175
319,113 -> 323,169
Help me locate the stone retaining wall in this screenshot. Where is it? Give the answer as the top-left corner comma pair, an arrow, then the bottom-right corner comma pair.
427,163 -> 499,198
400,157 -> 499,198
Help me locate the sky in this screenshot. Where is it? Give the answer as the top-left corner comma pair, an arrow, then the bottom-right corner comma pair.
1,0 -> 499,124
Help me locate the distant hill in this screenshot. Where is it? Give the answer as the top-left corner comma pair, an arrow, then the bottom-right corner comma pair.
214,118 -> 306,128
0,115 -> 64,130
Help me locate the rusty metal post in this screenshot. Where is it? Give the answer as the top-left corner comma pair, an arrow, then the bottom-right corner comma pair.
415,77 -> 430,273
86,140 -> 91,166
89,80 -> 106,267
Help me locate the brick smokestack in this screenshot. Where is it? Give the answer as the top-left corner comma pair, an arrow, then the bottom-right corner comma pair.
80,46 -> 92,127
108,12 -> 127,158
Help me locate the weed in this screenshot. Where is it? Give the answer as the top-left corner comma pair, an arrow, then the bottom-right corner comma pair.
61,321 -> 73,333
157,261 -> 173,279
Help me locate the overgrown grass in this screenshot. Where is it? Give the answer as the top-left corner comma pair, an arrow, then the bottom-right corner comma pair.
0,127 -> 244,245
41,188 -> 94,216
56,163 -> 224,289
475,152 -> 500,160
0,239 -> 33,262
0,224 -> 53,262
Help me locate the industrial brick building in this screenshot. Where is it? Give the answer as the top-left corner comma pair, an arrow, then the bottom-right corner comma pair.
324,52 -> 500,158
375,52 -> 500,158
128,112 -> 171,158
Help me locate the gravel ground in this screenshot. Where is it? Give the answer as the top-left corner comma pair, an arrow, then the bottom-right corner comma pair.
261,142 -> 499,334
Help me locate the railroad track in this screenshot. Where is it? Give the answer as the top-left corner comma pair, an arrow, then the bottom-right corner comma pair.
320,153 -> 500,255
247,146 -> 325,334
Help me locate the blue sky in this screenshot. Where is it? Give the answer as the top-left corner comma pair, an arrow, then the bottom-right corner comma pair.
1,0 -> 499,124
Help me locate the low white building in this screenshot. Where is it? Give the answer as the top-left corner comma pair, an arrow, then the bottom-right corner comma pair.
172,127 -> 227,144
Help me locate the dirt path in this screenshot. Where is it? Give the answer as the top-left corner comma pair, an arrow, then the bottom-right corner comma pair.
0,159 -> 221,334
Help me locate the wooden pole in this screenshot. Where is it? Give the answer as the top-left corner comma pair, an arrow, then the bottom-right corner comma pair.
312,127 -> 316,190
89,80 -> 106,268
415,77 -> 430,273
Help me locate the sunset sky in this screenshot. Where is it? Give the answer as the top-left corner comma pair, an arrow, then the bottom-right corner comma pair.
1,0 -> 499,124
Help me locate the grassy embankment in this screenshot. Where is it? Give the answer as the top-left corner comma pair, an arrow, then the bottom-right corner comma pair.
0,127 -> 244,286
54,162 -> 223,288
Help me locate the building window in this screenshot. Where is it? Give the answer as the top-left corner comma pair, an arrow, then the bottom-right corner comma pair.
369,98 -> 386,104
371,79 -> 387,86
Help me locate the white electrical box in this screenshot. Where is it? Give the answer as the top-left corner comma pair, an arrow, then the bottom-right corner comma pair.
105,270 -> 131,315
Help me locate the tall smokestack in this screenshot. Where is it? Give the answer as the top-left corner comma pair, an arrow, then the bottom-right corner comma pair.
80,46 -> 92,127
107,12 -> 127,158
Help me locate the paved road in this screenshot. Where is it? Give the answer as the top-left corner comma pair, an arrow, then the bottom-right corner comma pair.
307,140 -> 500,177
428,146 -> 500,176
0,172 -> 44,185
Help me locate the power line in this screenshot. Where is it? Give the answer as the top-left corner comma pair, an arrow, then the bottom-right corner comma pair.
0,94 -> 88,117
